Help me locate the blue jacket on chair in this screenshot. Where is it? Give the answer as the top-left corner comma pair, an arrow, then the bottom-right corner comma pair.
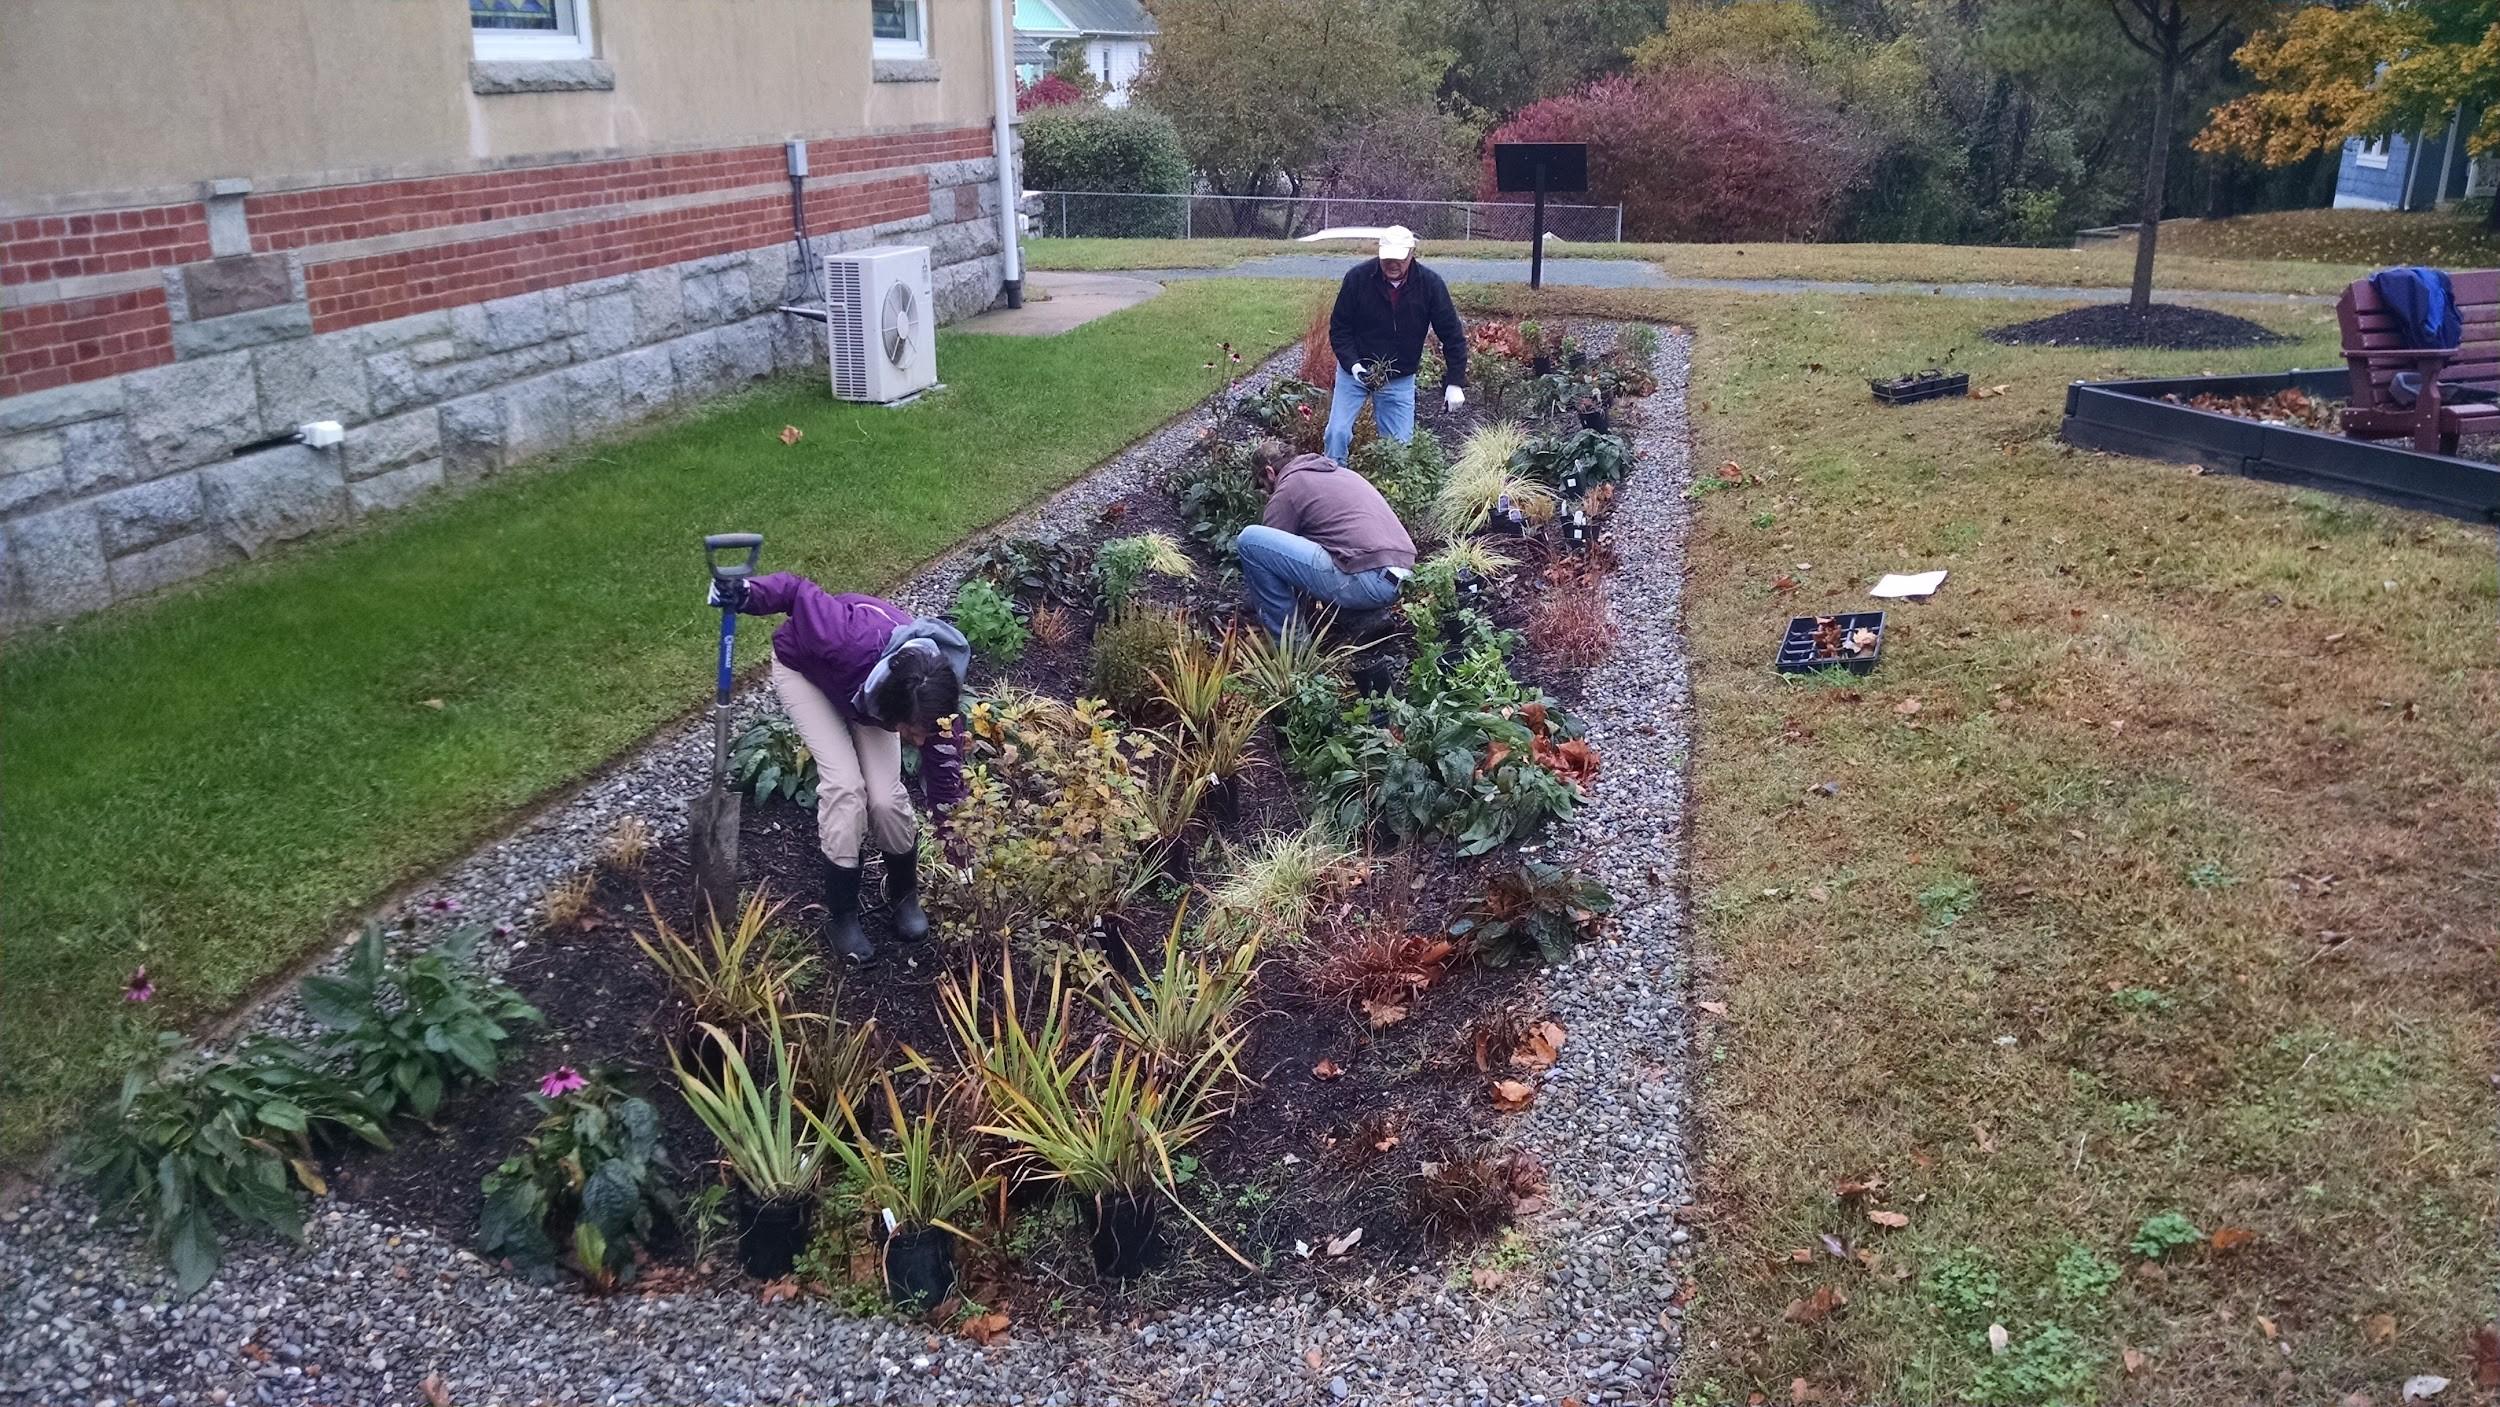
2372,266 -> 2460,350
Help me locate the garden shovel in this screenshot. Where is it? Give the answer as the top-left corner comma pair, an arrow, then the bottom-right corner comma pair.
690,531 -> 763,925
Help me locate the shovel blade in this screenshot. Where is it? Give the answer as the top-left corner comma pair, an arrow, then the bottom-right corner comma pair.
687,786 -> 741,925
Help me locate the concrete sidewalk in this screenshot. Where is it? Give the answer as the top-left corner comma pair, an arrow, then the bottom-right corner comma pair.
956,269 -> 1164,335
1135,254 -> 2335,307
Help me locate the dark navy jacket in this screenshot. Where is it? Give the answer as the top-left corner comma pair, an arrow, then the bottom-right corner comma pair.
1329,259 -> 1469,387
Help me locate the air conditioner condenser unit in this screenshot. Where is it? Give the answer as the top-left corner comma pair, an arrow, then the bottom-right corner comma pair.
825,244 -> 937,403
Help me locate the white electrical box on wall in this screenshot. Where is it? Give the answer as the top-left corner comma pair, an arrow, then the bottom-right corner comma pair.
824,245 -> 936,404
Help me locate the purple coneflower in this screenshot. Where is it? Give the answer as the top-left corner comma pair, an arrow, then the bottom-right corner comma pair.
538,1066 -> 587,1099
123,966 -> 154,1004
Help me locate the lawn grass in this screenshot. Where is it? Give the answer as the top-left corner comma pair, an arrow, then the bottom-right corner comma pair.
1461,284 -> 2497,1402
2138,207 -> 2500,271
1028,236 -> 2365,296
0,278 -> 1314,1164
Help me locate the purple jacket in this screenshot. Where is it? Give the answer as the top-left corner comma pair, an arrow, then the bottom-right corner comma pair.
739,574 -> 968,811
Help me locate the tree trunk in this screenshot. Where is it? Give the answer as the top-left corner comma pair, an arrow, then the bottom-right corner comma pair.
2129,46 -> 2179,316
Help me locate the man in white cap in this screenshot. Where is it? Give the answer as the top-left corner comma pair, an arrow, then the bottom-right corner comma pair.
1323,225 -> 1468,463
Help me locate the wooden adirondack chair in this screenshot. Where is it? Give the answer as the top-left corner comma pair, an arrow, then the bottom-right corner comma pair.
2336,269 -> 2500,454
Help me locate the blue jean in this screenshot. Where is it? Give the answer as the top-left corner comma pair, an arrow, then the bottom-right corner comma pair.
1235,524 -> 1402,636
1324,362 -> 1416,462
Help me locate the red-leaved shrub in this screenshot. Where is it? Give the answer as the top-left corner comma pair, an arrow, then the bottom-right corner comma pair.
1480,69 -> 1872,242
1016,74 -> 1088,113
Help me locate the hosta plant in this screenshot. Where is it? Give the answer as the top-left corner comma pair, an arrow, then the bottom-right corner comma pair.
477,1070 -> 678,1287
74,1033 -> 391,1295
300,923 -> 541,1121
1517,429 -> 1630,493
731,717 -> 817,809
952,576 -> 1029,666
1448,861 -> 1614,967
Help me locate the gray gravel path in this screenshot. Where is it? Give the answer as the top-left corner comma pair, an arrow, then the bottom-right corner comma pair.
1141,253 -> 2332,306
0,331 -> 1701,1407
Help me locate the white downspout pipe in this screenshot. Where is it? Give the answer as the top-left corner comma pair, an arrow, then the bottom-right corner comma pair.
988,0 -> 1025,308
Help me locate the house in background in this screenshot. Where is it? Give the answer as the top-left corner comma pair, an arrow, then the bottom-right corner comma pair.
2333,107 -> 2494,211
0,0 -> 1022,626
1014,0 -> 1155,107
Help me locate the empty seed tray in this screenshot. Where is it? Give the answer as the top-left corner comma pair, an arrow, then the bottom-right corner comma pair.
1776,610 -> 1886,675
1870,370 -> 1968,405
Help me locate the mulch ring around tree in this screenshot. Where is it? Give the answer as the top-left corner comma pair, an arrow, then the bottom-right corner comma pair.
1981,301 -> 2292,350
315,316 -> 1665,1324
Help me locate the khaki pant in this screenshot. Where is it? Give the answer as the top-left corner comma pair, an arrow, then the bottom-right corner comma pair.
771,658 -> 918,864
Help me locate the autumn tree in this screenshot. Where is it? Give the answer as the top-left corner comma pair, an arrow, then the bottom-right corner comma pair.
2107,0 -> 2287,312
1407,0 -> 1663,119
2199,0 -> 2500,228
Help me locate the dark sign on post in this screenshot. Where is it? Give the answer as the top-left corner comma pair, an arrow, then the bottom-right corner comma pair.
1492,142 -> 1590,290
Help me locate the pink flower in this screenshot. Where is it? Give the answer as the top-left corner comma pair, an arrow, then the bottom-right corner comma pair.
493,923 -> 514,938
123,966 -> 154,1004
538,1066 -> 587,1099
430,897 -> 461,913
1296,405 -> 1312,419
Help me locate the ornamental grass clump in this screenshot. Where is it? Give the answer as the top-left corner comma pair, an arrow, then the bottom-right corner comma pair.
1093,532 -> 1195,612
1083,905 -> 1260,1079
1202,819 -> 1368,942
1432,423 -> 1557,537
633,890 -> 816,1039
1087,606 -> 1192,718
671,1008 -> 826,1277
814,1074 -> 995,1309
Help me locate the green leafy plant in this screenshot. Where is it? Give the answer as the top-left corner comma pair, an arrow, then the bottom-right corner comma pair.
1230,377 -> 1326,437
73,1033 -> 390,1295
1517,429 -> 1631,493
953,577 -> 1030,665
1172,439 -> 1267,562
1083,905 -> 1260,1077
1621,324 -> 1661,365
815,1074 -> 995,1241
2129,1210 -> 2205,1259
632,890 -> 817,1035
477,1070 -> 678,1287
299,923 -> 541,1122
731,718 -> 817,809
1093,531 -> 1196,612
1431,422 -> 1557,537
1594,348 -> 1657,403
1349,429 -> 1452,529
672,1009 -> 826,1201
1088,606 -> 1193,717
942,694 -> 1154,932
1449,861 -> 1614,966
967,535 -> 1094,608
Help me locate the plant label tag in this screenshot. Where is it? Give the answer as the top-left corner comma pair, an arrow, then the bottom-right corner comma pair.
1869,570 -> 1948,600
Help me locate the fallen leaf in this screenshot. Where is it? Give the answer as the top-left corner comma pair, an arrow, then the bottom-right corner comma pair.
759,1277 -> 800,1305
2257,1314 -> 2279,1341
2363,1313 -> 2398,1346
1784,1285 -> 1847,1324
1697,1000 -> 1730,1017
1772,574 -> 1799,592
1312,1059 -> 1344,1081
1491,1078 -> 1536,1112
1988,1323 -> 2010,1356
1372,1131 -> 1400,1153
420,1373 -> 453,1407
2477,1324 -> 2500,1390
1360,999 -> 1408,1029
1326,1226 -> 1363,1257
962,1311 -> 1011,1346
2345,1395 -> 2377,1407
1473,1030 -> 1493,1072
1971,1123 -> 1997,1153
1830,1177 -> 1883,1200
1790,1379 -> 1815,1404
1785,1247 -> 1815,1265
2401,1375 -> 2449,1402
1304,1347 -> 1325,1371
2210,1226 -> 2256,1253
1294,1240 -> 1313,1259
1717,461 -> 1744,482
1893,698 -> 1922,717
2122,1346 -> 2145,1375
1819,1234 -> 1848,1259
1512,1021 -> 1566,1071
778,424 -> 804,445
288,1158 -> 329,1197
1866,1209 -> 1910,1229
1471,1266 -> 1508,1292
1969,383 -> 2011,400
1854,1249 -> 1884,1273
241,1342 -> 274,1365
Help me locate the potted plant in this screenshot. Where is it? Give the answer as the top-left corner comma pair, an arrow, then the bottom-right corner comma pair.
672,1010 -> 825,1278
816,1074 -> 995,1311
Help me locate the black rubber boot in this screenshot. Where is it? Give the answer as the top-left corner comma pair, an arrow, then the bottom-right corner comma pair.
822,860 -> 873,965
882,848 -> 929,941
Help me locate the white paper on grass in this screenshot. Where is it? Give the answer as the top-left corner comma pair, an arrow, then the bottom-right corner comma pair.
1869,570 -> 1949,599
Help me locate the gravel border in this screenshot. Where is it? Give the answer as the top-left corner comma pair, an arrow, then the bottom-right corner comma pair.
0,330 -> 1698,1407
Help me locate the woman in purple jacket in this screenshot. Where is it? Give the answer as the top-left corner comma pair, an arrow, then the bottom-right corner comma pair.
707,572 -> 969,963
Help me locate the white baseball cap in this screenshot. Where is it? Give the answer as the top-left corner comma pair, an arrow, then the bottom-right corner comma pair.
1378,226 -> 1416,260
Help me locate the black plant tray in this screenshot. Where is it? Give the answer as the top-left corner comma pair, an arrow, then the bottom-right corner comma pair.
1870,371 -> 1968,405
1776,611 -> 1886,675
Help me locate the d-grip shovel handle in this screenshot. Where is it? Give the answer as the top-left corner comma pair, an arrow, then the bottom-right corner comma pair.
704,532 -> 764,581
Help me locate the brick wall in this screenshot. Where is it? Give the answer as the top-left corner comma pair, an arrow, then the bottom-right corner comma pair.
0,124 -> 1013,624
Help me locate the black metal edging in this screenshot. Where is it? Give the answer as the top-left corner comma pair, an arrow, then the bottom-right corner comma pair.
2060,367 -> 2500,524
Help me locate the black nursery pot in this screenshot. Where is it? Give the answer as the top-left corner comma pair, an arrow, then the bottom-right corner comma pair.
1092,913 -> 1143,981
1579,408 -> 1611,432
735,1193 -> 813,1279
1084,1188 -> 1161,1278
1203,774 -> 1242,830
1530,354 -> 1555,377
882,1225 -> 958,1311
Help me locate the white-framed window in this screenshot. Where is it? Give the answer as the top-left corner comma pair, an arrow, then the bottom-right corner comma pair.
470,0 -> 593,61
873,0 -> 928,59
2355,136 -> 2392,170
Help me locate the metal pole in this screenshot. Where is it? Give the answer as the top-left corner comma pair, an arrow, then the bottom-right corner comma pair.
1530,162 -> 1547,290
1464,204 -> 1472,242
986,0 -> 1024,306
1184,194 -> 1192,239
1614,204 -> 1623,244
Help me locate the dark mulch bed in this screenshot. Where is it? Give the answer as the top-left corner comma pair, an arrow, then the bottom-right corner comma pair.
1981,302 -> 2291,350
319,322 -> 1645,1319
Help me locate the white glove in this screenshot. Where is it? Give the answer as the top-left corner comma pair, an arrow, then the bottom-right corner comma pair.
1444,385 -> 1465,411
1349,361 -> 1372,386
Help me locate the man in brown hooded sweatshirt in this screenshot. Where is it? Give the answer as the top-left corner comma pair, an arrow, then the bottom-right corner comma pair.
1234,437 -> 1415,636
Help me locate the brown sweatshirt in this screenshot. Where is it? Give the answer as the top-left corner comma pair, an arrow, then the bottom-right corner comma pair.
1263,453 -> 1416,574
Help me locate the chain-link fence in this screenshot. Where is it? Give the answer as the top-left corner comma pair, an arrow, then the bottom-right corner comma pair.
1028,191 -> 1625,243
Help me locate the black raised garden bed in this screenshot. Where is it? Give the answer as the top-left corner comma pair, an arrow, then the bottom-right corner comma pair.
1776,611 -> 1885,676
2060,367 -> 2500,524
1871,370 -> 1969,406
